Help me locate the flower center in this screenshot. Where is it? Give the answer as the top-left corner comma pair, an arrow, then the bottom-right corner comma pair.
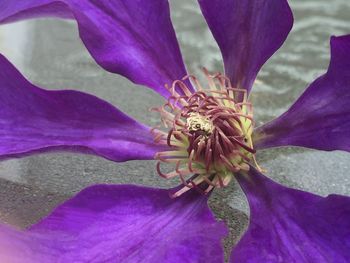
187,113 -> 214,135
152,68 -> 257,197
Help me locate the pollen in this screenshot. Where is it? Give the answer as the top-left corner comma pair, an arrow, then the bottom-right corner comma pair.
187,113 -> 214,135
152,68 -> 258,197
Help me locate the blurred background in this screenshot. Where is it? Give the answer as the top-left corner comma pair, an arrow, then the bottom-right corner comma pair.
0,0 -> 349,257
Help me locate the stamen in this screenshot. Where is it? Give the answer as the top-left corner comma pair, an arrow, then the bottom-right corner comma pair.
153,68 -> 258,197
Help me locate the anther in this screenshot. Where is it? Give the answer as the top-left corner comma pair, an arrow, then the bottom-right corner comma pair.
153,68 -> 257,196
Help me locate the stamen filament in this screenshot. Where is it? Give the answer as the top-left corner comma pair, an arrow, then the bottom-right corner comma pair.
153,68 -> 258,196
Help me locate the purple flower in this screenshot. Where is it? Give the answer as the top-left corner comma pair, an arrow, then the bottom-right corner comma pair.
0,0 -> 350,262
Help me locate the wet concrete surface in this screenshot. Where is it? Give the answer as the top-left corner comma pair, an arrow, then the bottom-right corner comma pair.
0,0 -> 349,260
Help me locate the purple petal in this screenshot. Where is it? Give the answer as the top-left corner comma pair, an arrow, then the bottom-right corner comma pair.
0,225 -> 61,263
231,167 -> 350,263
0,0 -> 73,21
198,0 -> 293,95
0,184 -> 227,262
0,0 -> 192,98
0,54 -> 163,162
254,35 -> 350,152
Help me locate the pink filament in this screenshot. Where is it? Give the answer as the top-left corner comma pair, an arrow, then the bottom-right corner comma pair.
153,69 -> 255,195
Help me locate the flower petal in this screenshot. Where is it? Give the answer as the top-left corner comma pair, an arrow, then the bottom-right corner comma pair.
198,0 -> 293,95
0,0 -> 192,98
254,35 -> 350,152
0,184 -> 227,262
0,225 -> 60,263
0,54 -> 163,162
0,1 -> 73,21
231,167 -> 350,263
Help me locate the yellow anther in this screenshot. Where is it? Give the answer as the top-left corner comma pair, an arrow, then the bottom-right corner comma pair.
186,113 -> 214,135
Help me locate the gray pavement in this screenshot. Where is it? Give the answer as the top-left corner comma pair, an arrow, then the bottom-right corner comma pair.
0,0 -> 349,259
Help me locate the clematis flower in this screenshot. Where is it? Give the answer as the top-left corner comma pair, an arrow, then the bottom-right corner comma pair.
0,0 -> 350,262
